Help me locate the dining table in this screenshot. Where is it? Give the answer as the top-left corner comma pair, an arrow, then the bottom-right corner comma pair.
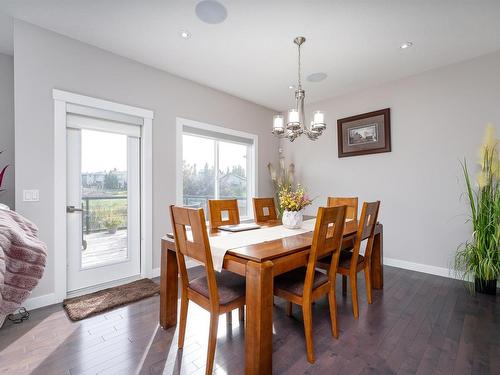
159,218 -> 384,375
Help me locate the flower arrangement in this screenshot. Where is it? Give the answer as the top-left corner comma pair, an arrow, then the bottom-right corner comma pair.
279,184 -> 313,229
279,184 -> 312,212
454,124 -> 499,294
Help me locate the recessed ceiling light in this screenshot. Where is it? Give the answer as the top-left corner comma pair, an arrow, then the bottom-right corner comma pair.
307,72 -> 328,82
400,42 -> 413,49
288,85 -> 295,89
180,30 -> 191,39
195,0 -> 227,24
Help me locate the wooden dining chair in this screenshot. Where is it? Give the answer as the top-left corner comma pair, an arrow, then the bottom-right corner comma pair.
169,205 -> 246,375
316,197 -> 359,270
327,196 -> 358,221
337,201 -> 380,319
274,205 -> 347,363
252,197 -> 278,223
208,199 -> 240,229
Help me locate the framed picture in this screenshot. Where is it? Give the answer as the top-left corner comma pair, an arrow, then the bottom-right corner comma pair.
337,108 -> 391,158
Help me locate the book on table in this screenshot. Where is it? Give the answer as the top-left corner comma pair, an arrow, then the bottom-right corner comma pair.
218,223 -> 261,232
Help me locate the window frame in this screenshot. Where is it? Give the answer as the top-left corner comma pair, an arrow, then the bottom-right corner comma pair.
176,117 -> 258,221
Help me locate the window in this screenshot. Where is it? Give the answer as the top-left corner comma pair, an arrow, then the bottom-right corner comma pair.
177,119 -> 257,219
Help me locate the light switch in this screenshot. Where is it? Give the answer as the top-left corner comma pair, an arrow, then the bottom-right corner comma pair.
23,189 -> 40,202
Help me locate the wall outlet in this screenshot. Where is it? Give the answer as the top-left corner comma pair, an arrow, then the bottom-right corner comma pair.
23,189 -> 39,202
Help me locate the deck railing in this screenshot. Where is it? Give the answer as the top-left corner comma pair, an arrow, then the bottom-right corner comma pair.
81,194 -> 247,234
82,196 -> 128,234
182,195 -> 247,215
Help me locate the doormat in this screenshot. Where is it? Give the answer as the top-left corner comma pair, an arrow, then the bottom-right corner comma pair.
63,278 -> 160,321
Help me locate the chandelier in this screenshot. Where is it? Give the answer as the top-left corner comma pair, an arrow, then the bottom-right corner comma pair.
272,36 -> 326,142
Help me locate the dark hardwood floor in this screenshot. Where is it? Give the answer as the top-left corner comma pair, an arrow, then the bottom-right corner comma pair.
0,266 -> 498,374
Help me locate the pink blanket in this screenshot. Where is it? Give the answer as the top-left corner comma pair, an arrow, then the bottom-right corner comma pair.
0,208 -> 47,322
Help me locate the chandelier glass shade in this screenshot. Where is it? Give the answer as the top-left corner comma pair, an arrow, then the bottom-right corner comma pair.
272,36 -> 326,142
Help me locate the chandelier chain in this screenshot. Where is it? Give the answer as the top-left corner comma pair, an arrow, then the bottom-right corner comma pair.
297,43 -> 302,88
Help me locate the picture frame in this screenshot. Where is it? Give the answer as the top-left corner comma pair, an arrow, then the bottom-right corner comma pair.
337,108 -> 391,158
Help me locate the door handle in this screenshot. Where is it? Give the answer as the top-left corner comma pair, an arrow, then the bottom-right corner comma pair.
66,205 -> 84,213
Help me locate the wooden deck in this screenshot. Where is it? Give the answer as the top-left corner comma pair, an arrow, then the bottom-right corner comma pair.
82,229 -> 127,268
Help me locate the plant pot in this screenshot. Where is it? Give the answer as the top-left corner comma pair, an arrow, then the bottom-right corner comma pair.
107,227 -> 117,234
282,209 -> 304,229
474,277 -> 497,295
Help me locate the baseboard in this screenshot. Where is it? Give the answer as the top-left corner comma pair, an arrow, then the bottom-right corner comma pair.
21,292 -> 60,311
383,257 -> 455,279
22,273 -> 148,311
384,257 -> 500,288
151,260 -> 198,279
151,267 -> 160,278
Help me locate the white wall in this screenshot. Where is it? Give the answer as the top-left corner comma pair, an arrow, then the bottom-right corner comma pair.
14,21 -> 278,303
283,50 -> 500,273
0,52 -> 14,209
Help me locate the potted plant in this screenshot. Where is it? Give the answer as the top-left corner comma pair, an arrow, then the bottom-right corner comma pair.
103,214 -> 122,234
454,124 -> 499,294
279,184 -> 312,229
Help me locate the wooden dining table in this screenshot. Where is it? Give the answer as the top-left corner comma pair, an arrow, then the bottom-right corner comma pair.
159,219 -> 384,374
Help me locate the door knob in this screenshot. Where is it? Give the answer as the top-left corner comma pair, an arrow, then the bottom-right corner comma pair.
66,205 -> 83,213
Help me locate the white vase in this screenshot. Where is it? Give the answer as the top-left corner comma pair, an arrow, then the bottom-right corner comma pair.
282,209 -> 304,229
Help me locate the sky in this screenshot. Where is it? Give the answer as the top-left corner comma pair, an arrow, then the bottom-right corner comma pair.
79,131 -> 247,174
81,129 -> 127,173
182,134 -> 247,173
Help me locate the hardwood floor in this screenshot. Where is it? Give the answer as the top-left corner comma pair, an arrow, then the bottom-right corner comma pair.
0,266 -> 498,374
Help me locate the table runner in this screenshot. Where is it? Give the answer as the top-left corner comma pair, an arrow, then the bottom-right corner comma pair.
208,219 -> 317,271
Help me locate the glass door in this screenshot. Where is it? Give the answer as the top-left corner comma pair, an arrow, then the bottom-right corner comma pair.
66,126 -> 140,292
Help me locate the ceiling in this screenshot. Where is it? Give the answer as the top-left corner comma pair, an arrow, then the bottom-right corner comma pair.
1,0 -> 500,110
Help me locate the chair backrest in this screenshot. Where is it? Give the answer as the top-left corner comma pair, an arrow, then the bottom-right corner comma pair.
169,205 -> 219,304
350,201 -> 380,268
303,205 -> 347,296
208,199 -> 240,229
327,197 -> 358,221
252,197 -> 278,223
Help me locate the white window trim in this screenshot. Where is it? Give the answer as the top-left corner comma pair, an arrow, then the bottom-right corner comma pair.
176,117 -> 258,220
53,89 -> 154,303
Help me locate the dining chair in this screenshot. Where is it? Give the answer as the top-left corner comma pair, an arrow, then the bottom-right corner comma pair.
316,196 -> 359,270
169,205 -> 246,375
327,196 -> 358,221
208,199 -> 240,229
252,197 -> 278,223
274,205 -> 347,363
337,201 -> 380,319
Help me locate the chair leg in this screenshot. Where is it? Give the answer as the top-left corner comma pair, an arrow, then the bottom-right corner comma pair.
178,295 -> 189,349
285,301 -> 293,317
302,303 -> 315,363
206,313 -> 219,375
226,311 -> 232,325
350,274 -> 359,319
238,306 -> 244,321
342,275 -> 347,296
327,288 -> 339,339
364,265 -> 373,304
